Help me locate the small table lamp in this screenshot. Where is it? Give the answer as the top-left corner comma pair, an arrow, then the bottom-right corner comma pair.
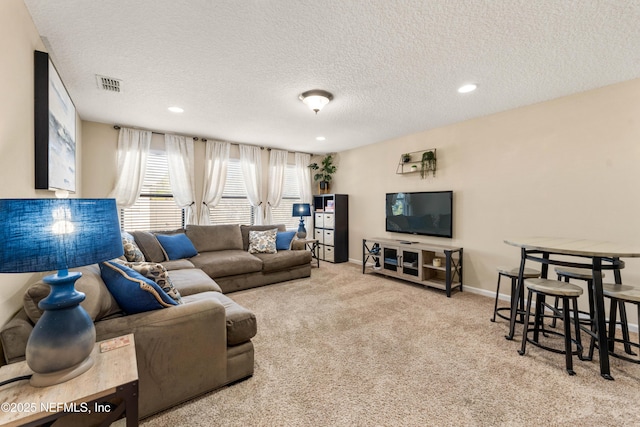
292,203 -> 311,239
0,199 -> 123,386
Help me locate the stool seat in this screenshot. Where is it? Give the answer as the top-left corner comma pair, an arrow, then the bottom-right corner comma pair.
555,267 -> 605,280
491,266 -> 541,323
602,283 -> 640,303
599,283 -> 640,364
525,278 -> 583,297
519,278 -> 584,375
496,266 -> 540,278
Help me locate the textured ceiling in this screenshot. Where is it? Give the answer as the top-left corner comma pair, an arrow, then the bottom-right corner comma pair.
24,0 -> 640,154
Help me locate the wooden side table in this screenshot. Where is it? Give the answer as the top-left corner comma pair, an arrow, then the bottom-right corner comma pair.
297,238 -> 320,268
0,334 -> 139,427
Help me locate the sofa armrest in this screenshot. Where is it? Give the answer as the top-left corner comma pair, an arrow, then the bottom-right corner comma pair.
94,292 -> 228,418
0,309 -> 33,365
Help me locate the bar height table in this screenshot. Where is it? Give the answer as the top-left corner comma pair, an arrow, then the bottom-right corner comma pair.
503,237 -> 640,380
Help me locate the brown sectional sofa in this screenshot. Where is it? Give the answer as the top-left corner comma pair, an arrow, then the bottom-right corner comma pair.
0,223 -> 312,420
132,223 -> 312,293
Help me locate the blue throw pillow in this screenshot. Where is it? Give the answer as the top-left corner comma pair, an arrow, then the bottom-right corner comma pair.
276,230 -> 297,251
100,261 -> 178,314
155,233 -> 198,260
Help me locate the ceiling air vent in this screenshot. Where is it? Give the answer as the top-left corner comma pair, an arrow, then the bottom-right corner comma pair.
96,75 -> 122,93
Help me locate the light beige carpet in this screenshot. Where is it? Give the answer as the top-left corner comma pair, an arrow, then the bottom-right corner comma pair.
142,262 -> 640,427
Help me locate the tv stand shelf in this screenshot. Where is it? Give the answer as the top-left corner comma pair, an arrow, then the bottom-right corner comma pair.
362,237 -> 463,297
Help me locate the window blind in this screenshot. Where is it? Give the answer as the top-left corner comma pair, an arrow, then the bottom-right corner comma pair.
121,150 -> 184,231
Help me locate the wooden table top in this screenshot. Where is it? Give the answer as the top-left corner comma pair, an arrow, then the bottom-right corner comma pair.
504,237 -> 640,258
0,334 -> 137,427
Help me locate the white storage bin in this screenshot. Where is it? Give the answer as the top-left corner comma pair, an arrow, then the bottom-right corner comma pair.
324,246 -> 335,262
323,230 -> 334,246
323,213 -> 335,228
314,229 -> 323,243
314,213 -> 324,228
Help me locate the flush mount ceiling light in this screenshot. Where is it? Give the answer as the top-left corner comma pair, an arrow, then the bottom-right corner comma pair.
168,106 -> 184,113
457,83 -> 477,94
299,89 -> 333,114
316,136 -> 326,141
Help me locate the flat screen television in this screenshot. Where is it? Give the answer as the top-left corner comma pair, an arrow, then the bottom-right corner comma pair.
385,191 -> 453,238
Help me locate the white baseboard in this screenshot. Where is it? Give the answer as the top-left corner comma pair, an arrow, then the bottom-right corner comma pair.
349,258 -> 639,333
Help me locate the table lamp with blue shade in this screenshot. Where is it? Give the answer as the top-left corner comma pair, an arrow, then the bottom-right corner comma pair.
0,198 -> 123,387
292,203 -> 311,239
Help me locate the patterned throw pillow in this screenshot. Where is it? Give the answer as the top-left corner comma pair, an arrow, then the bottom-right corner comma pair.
121,231 -> 145,262
248,229 -> 278,254
100,261 -> 178,314
113,259 -> 182,304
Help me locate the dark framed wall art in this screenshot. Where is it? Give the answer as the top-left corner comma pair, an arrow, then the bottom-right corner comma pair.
34,50 -> 76,192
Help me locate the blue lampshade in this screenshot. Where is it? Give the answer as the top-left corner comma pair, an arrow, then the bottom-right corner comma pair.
0,198 -> 123,273
292,203 -> 311,217
0,198 -> 123,387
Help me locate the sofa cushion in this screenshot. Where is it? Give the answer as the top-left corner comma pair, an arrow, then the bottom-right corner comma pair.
122,231 -> 145,262
190,250 -> 263,278
118,261 -> 183,304
185,224 -> 243,252
23,264 -> 121,324
254,250 -> 313,273
276,230 -> 296,250
168,268 -> 223,296
240,224 -> 286,251
161,259 -> 196,271
209,293 -> 257,346
131,231 -> 168,263
248,229 -> 278,254
156,233 -> 198,260
100,261 -> 178,314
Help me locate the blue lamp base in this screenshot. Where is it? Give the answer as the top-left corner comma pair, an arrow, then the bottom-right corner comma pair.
296,217 -> 307,239
26,270 -> 96,387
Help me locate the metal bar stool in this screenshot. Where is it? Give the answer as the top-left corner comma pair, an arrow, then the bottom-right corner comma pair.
595,283 -> 640,364
491,266 -> 540,323
519,278 -> 584,375
551,267 -> 604,328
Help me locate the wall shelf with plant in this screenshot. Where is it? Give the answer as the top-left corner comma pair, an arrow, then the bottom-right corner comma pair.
309,154 -> 337,194
395,149 -> 437,178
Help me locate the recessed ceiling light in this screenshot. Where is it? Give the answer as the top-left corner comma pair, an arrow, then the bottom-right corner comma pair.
168,106 -> 184,113
457,84 -> 477,94
316,136 -> 326,141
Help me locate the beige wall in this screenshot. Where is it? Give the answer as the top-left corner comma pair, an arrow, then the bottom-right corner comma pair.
0,0 -> 84,325
3,0 -> 639,329
333,79 -> 640,325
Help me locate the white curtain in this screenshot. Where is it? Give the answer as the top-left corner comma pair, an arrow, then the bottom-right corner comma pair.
200,140 -> 230,225
239,144 -> 264,225
165,134 -> 197,225
109,127 -> 151,208
265,149 -> 288,224
295,152 -> 312,204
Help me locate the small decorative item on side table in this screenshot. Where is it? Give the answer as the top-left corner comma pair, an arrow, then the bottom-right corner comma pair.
292,203 -> 312,238
0,334 -> 138,427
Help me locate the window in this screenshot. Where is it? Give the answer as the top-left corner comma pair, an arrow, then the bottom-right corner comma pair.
270,164 -> 301,229
209,159 -> 255,225
120,150 -> 184,231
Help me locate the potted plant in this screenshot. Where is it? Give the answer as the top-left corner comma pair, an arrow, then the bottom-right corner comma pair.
420,150 -> 436,178
401,153 -> 411,163
309,154 -> 337,194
